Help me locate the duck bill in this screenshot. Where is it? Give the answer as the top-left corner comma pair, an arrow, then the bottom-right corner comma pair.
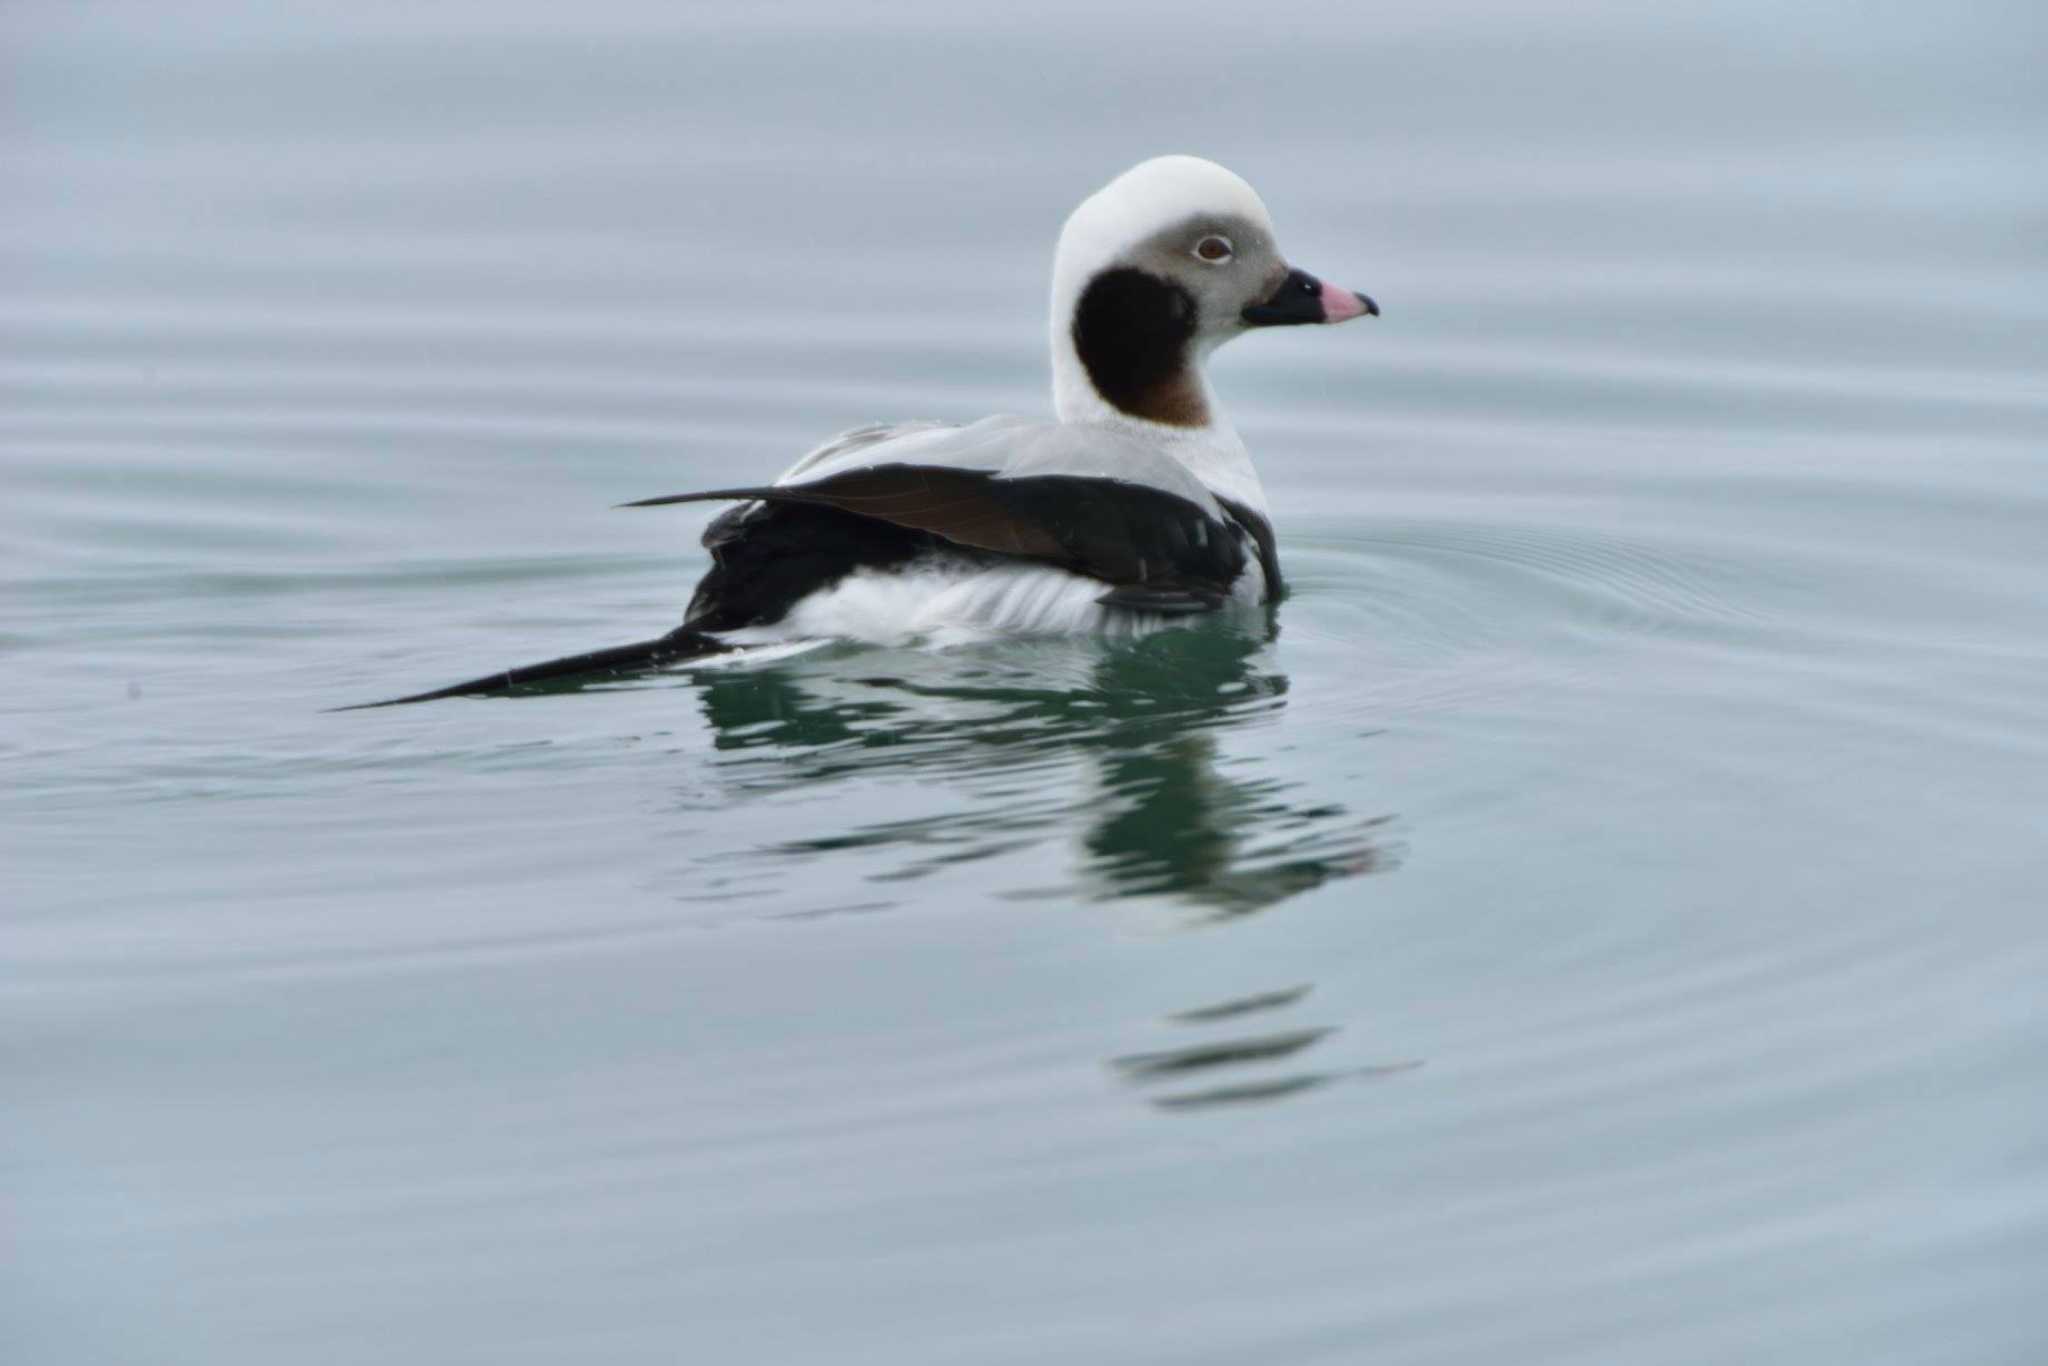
1241,267 -> 1378,327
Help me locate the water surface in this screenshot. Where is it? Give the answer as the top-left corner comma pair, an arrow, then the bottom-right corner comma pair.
6,3 -> 2047,1362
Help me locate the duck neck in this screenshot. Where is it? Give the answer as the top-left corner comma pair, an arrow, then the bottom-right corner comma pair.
1049,318 -> 1268,517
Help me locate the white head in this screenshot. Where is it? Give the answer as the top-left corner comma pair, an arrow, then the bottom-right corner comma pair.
1049,155 -> 1376,434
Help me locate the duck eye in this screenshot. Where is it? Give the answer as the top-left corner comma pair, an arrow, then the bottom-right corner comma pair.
1194,235 -> 1234,264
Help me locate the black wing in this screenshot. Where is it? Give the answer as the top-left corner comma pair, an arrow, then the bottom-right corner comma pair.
1216,496 -> 1284,601
628,464 -> 1250,621
336,465 -> 1262,709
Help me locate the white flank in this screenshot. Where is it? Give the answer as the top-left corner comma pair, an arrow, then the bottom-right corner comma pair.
721,557 -> 1265,651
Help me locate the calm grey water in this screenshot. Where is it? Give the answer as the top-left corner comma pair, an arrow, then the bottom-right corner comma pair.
6,3 -> 2047,1362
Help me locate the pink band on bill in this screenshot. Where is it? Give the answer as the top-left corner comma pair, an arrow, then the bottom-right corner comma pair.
1319,281 -> 1375,322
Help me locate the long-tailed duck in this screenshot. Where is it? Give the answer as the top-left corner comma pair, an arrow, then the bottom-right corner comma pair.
350,155 -> 1374,707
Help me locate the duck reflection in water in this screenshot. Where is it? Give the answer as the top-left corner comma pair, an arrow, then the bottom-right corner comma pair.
654,620 -> 1411,1108
684,618 -> 1394,917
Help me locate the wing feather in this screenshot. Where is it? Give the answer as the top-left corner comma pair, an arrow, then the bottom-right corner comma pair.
623,463 -> 1246,604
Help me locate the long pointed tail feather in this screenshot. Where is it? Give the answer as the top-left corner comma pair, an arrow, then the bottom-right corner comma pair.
331,626 -> 731,711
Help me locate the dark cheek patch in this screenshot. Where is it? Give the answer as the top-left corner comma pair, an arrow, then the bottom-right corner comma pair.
1071,268 -> 1209,428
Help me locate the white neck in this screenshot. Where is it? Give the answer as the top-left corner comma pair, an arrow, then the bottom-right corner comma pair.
1047,311 -> 1270,517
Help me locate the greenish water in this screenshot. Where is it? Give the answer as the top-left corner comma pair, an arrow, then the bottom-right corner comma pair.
6,3 -> 2047,1362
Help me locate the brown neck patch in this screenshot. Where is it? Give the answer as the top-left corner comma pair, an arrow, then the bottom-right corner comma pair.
1071,267 -> 1208,428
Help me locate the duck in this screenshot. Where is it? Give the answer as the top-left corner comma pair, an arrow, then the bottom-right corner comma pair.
348,155 -> 1375,708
